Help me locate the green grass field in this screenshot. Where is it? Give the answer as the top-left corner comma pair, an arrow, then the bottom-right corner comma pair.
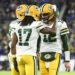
0,71 -> 75,75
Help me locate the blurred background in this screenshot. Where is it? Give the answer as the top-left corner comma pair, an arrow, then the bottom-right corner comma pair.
0,0 -> 75,72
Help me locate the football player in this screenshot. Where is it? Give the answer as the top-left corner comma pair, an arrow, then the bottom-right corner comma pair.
8,4 -> 28,75
39,3 -> 71,75
11,4 -> 58,75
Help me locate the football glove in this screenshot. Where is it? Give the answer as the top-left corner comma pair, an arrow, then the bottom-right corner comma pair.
13,61 -> 19,72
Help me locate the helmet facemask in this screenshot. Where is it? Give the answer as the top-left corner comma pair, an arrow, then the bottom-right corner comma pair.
40,13 -> 54,23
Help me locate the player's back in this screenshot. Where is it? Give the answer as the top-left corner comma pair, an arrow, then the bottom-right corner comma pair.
15,22 -> 39,56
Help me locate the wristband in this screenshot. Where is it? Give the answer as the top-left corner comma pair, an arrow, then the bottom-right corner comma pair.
11,54 -> 16,58
64,51 -> 70,62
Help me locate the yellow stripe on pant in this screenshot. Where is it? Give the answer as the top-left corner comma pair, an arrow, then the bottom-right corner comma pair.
39,53 -> 60,75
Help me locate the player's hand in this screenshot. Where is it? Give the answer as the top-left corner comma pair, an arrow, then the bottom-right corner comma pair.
13,58 -> 19,72
65,62 -> 71,72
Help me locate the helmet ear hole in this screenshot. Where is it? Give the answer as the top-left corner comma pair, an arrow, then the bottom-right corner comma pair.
36,15 -> 38,17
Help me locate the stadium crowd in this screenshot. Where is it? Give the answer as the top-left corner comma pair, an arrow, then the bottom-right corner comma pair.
0,0 -> 75,71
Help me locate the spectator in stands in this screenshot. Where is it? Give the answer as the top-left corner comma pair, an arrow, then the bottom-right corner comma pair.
70,32 -> 75,52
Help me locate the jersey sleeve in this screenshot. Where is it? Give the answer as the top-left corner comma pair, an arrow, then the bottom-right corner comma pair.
8,22 -> 16,42
35,21 -> 46,32
60,21 -> 69,35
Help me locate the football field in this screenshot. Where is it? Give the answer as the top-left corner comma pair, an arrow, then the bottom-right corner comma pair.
0,71 -> 75,75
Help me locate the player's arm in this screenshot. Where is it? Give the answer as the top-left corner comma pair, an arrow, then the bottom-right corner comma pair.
40,24 -> 56,34
60,21 -> 71,72
61,34 -> 70,72
40,18 -> 56,34
11,32 -> 18,55
11,32 -> 19,72
60,21 -> 70,62
37,19 -> 56,34
61,34 -> 70,62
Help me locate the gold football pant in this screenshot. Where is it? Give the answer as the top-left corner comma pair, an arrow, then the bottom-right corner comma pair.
17,55 -> 37,75
8,55 -> 19,75
39,53 -> 60,75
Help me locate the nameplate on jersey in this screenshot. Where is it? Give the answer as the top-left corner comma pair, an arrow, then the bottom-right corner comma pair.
40,52 -> 56,61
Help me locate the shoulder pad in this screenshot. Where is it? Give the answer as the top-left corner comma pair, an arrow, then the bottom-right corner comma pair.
9,20 -> 19,28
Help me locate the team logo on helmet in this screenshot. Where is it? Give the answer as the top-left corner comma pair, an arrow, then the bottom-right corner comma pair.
34,7 -> 39,11
16,6 -> 22,10
48,6 -> 53,10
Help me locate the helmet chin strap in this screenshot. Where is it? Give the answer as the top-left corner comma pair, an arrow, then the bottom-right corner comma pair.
18,19 -> 22,21
42,15 -> 51,24
42,19 -> 50,24
42,19 -> 47,23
